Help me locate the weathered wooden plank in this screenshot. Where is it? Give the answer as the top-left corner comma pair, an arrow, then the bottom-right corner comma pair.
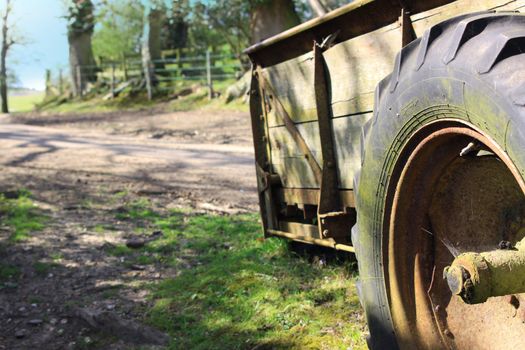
272,155 -> 319,188
268,121 -> 322,160
276,188 -> 355,207
262,52 -> 316,127
269,112 -> 371,189
324,24 -> 401,115
245,0 -> 455,67
279,221 -> 320,239
411,0 -> 525,33
333,113 -> 373,189
263,22 -> 400,126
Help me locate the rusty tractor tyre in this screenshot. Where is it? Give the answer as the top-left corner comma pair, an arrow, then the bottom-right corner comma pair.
354,12 -> 525,350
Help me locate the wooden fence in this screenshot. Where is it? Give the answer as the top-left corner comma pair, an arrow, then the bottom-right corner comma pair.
73,50 -> 249,99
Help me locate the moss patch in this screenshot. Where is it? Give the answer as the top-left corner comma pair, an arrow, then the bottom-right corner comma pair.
110,199 -> 367,349
0,190 -> 47,242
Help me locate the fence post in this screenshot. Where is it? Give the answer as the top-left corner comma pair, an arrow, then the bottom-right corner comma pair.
142,50 -> 153,101
58,69 -> 64,95
111,62 -> 116,99
206,49 -> 214,99
123,56 -> 128,81
76,65 -> 83,97
45,69 -> 52,97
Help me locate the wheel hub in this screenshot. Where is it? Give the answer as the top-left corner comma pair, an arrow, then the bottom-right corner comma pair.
386,121 -> 525,349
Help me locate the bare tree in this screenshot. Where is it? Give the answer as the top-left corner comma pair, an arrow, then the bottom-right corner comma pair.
0,0 -> 15,113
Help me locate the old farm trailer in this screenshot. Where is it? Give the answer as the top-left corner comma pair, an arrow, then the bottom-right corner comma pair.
245,0 -> 525,349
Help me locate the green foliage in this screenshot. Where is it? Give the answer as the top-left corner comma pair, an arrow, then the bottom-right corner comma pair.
192,0 -> 250,55
0,191 -> 47,242
162,0 -> 190,50
92,0 -> 145,61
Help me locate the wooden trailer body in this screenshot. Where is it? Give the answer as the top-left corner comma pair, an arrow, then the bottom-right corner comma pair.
245,0 -> 525,251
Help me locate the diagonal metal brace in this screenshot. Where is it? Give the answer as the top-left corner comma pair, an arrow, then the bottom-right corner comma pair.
256,67 -> 323,184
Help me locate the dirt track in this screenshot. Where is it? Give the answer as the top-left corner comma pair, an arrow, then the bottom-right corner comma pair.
0,109 -> 257,349
1,109 -> 257,212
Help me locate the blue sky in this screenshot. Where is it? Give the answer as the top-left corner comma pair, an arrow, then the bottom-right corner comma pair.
7,0 -> 69,90
8,0 -> 174,90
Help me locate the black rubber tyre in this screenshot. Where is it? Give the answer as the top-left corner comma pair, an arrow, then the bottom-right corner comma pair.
353,12 -> 525,349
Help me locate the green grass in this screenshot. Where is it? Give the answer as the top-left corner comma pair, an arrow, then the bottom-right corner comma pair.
9,92 -> 45,112
0,263 -> 19,282
0,190 -> 47,241
33,261 -> 57,276
38,79 -> 248,114
112,199 -> 367,349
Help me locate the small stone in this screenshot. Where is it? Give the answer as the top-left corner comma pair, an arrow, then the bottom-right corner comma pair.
18,307 -> 26,313
506,295 -> 520,309
28,319 -> 43,326
498,240 -> 513,250
221,242 -> 233,250
4,282 -> 17,288
126,239 -> 146,249
31,304 -> 37,308
57,328 -> 64,336
106,304 -> 115,310
60,318 -> 68,324
14,329 -> 26,339
151,230 -> 163,237
50,318 -> 58,325
130,264 -> 146,271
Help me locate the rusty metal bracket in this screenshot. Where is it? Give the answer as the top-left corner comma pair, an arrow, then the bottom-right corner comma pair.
313,41 -> 353,241
313,42 -> 340,215
256,67 -> 323,183
400,4 -> 417,47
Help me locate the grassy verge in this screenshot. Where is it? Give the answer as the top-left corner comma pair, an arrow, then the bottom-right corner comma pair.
37,80 -> 247,115
0,190 -> 47,241
111,199 -> 367,349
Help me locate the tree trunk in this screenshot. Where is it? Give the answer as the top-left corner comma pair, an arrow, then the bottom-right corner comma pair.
147,9 -> 163,62
308,0 -> 329,17
226,0 -> 300,104
0,33 -> 8,113
67,0 -> 96,97
68,32 -> 97,97
0,0 -> 11,113
250,0 -> 301,44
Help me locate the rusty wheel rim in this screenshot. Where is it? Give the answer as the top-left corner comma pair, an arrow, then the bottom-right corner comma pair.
385,121 -> 525,349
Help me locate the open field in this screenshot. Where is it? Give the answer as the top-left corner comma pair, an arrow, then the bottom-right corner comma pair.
8,92 -> 44,113
0,108 -> 366,349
